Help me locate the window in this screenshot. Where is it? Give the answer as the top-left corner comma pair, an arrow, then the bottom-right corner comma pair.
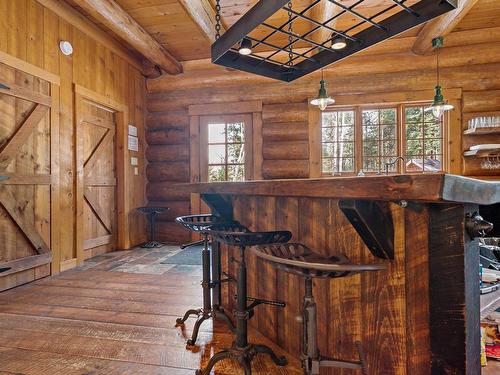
362,108 -> 397,173
320,103 -> 445,175
321,110 -> 355,174
404,105 -> 443,172
201,114 -> 252,182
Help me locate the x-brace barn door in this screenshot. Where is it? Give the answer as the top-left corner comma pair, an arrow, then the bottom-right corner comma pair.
0,62 -> 55,290
76,92 -> 117,262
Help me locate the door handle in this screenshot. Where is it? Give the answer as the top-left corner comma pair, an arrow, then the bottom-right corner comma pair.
0,83 -> 10,90
0,176 -> 10,181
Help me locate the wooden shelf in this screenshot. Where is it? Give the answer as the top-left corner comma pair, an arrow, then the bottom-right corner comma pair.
481,287 -> 500,320
464,126 -> 500,135
464,148 -> 500,158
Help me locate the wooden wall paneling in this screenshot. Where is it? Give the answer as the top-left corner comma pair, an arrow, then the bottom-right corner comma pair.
57,18 -> 74,267
404,206 -> 430,375
362,204 -> 407,374
1,0 -> 147,274
326,200 -> 364,370
274,196 -> 302,356
35,0 -> 143,72
255,196 -> 278,342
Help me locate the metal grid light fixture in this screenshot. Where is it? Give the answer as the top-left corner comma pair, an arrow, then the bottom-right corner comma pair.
425,36 -> 454,118
211,0 -> 458,82
310,70 -> 335,111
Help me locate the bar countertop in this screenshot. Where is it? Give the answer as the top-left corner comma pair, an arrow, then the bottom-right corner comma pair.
181,174 -> 500,205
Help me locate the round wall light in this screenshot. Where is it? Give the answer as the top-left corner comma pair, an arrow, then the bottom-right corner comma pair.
59,41 -> 74,56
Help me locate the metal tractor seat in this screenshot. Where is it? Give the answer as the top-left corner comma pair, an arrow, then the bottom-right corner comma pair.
174,214 -> 236,346
253,243 -> 387,375
195,225 -> 292,375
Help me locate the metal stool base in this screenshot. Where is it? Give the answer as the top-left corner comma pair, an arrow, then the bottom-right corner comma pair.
140,241 -> 163,248
176,307 -> 235,346
196,342 -> 287,375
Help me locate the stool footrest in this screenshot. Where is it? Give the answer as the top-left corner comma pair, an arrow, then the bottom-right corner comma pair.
233,295 -> 286,308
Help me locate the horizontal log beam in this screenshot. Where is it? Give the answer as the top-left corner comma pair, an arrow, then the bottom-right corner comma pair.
75,0 -> 182,75
147,62 -> 500,112
178,0 -> 225,43
412,0 -> 480,55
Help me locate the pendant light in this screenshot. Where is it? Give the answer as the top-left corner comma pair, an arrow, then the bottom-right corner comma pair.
425,37 -> 453,118
310,70 -> 335,111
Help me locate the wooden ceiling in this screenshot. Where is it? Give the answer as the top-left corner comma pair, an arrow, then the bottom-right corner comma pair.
63,0 -> 500,70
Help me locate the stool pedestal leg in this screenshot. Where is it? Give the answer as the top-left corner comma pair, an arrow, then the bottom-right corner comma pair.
196,245 -> 287,375
176,234 -> 235,346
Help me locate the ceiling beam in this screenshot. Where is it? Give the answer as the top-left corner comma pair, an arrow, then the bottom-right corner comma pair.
178,0 -> 225,44
76,0 -> 182,75
310,0 -> 338,46
412,0 -> 479,55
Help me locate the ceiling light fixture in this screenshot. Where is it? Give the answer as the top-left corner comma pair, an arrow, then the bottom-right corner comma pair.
310,70 -> 335,111
331,35 -> 347,50
425,37 -> 453,119
238,38 -> 252,56
211,0 -> 457,82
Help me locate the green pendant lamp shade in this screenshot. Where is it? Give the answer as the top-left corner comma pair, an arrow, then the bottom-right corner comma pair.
425,37 -> 453,118
310,70 -> 335,111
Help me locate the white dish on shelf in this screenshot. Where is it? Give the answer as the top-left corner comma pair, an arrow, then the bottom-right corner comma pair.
470,144 -> 500,151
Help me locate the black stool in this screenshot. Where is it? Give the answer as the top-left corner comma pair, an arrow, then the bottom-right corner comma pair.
136,207 -> 168,248
253,243 -> 387,375
196,224 -> 292,375
175,215 -> 235,346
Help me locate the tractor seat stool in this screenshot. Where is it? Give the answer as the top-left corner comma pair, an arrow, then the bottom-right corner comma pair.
136,207 -> 168,248
195,225 -> 292,375
253,243 -> 387,375
174,214 -> 237,346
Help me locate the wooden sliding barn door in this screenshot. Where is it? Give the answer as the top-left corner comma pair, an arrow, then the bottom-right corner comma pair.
76,94 -> 117,261
0,62 -> 55,291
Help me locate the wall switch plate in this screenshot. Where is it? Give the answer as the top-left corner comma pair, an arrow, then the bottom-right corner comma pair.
134,167 -> 139,176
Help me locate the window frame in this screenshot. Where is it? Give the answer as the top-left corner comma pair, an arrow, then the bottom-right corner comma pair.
320,107 -> 357,176
319,102 -> 447,176
200,114 -> 254,182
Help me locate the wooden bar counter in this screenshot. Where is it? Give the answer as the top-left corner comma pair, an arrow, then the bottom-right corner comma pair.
180,174 -> 500,375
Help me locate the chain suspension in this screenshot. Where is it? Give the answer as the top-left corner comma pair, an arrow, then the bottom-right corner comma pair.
287,1 -> 294,67
215,0 -> 222,40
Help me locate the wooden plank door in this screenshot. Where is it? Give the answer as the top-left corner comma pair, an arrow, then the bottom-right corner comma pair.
0,62 -> 54,291
76,96 -> 117,262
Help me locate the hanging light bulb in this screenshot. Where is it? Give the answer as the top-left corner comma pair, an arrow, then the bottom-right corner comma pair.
238,38 -> 252,56
310,70 -> 335,111
425,37 -> 453,118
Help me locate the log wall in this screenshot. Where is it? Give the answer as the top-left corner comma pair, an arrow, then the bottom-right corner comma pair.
0,0 -> 147,274
146,110 -> 191,243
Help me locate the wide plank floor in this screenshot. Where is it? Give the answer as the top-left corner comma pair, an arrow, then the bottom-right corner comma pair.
0,247 -> 302,374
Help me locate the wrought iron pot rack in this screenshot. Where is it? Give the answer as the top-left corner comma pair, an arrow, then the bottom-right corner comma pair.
211,0 -> 457,82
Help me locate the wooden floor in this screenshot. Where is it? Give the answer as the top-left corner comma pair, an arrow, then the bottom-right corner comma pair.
0,246 -> 302,374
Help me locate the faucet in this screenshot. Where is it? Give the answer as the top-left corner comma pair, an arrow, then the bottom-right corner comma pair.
385,156 -> 405,175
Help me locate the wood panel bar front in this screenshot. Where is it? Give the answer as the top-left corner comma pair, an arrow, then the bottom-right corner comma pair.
180,174 -> 500,375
